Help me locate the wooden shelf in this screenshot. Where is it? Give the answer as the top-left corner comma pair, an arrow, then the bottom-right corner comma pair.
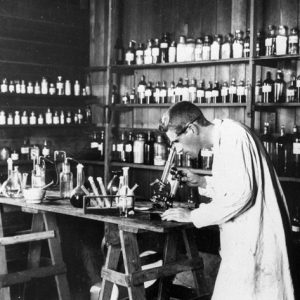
279,177 -> 300,183
0,123 -> 94,129
0,93 -> 98,107
254,102 -> 300,110
112,58 -> 249,74
80,160 -> 105,166
114,103 -> 247,109
253,55 -> 300,67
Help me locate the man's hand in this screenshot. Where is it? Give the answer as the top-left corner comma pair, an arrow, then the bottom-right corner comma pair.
181,169 -> 206,187
161,208 -> 192,222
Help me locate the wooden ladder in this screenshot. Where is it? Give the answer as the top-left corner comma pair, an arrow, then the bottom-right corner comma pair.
0,206 -> 71,300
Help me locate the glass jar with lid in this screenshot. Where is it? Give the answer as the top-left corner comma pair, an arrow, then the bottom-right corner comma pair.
276,25 -> 288,55
176,35 -> 186,62
154,134 -> 167,166
221,33 -> 233,59
202,35 -> 211,60
133,133 -> 145,164
194,38 -> 203,61
232,30 -> 244,58
288,27 -> 299,55
211,34 -> 222,60
136,43 -> 145,65
168,41 -> 177,63
186,38 -> 196,62
144,39 -> 153,64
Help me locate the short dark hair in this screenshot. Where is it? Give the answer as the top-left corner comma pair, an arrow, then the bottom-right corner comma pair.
159,101 -> 210,135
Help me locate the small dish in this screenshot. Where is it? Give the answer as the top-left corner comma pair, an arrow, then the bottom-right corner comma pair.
23,188 -> 46,204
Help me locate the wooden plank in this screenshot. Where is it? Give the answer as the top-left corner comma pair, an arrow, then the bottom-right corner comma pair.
120,229 -> 146,300
101,268 -> 129,287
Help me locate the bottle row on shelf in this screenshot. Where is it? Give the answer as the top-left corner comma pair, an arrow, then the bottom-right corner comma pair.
261,123 -> 300,177
256,70 -> 300,104
0,107 -> 92,126
115,75 -> 249,105
115,24 -> 300,66
0,75 -> 92,97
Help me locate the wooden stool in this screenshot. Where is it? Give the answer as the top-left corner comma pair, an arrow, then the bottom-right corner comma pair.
0,205 -> 71,300
100,223 -> 209,300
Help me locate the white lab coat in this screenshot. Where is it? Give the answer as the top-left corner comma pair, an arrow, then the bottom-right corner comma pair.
191,119 -> 295,300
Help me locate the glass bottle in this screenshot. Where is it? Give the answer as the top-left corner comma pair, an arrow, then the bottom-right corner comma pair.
70,164 -> 85,208
38,113 -> 44,125
160,32 -> 170,63
7,113 -> 13,125
114,37 -> 124,65
168,81 -> 176,103
275,125 -> 291,176
200,148 -> 213,170
202,35 -> 211,60
29,111 -> 37,125
205,82 -> 213,104
221,33 -> 233,59
136,43 -> 144,65
151,38 -> 160,64
211,34 -> 222,60
56,76 -> 64,95
160,81 -> 168,103
66,112 -> 72,124
166,41 -> 176,65
14,111 -> 20,125
65,80 -> 72,96
292,125 -> 300,177
1,78 -> 8,93
144,39 -> 153,65
0,110 -> 6,125
124,131 -> 133,163
34,81 -> 41,95
154,134 -> 167,166
27,81 -> 33,94
287,75 -> 297,103
145,82 -> 153,104
133,133 -> 145,164
232,30 -> 244,58
74,80 -> 80,96
21,111 -> 28,125
144,131 -> 154,165
212,81 -> 220,103
175,78 -> 183,102
41,77 -> 48,95
45,108 -> 52,125
188,78 -> 197,103
288,27 -> 299,55
229,78 -> 237,103
153,82 -> 161,104
53,111 -> 60,125
196,80 -> 205,103
262,72 -> 274,103
15,80 -> 21,94
221,81 -> 229,103
117,132 -> 126,162
49,83 -> 56,95
194,38 -> 203,61
98,130 -> 105,161
137,75 -> 147,104
8,80 -> 15,93
237,80 -> 246,103
243,29 -> 250,57
291,206 -> 300,237
20,139 -> 30,160
118,167 -> 134,216
60,110 -> 65,125
42,140 -> 50,158
265,25 -> 276,56
274,70 -> 285,103
256,31 -> 265,56
182,78 -> 189,101
261,122 -> 273,156
129,87 -> 136,104
2,158 -> 22,198
60,158 -> 73,199
186,38 -> 196,61
255,80 -> 262,103
276,25 -> 288,56
125,40 -> 136,65
176,35 -> 186,62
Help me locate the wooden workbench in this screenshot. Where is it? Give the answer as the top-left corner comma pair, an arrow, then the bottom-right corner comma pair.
0,195 -> 208,300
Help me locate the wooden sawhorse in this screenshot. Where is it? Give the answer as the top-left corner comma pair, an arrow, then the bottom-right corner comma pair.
0,205 -> 71,300
100,223 -> 209,300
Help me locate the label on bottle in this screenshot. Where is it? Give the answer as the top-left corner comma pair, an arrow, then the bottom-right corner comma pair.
42,148 -> 50,156
202,46 -> 210,60
11,152 -> 19,160
229,86 -> 237,94
145,89 -> 152,97
292,224 -> 300,232
293,143 -> 300,154
91,142 -> 99,149
29,117 -> 36,125
21,147 -> 29,154
289,36 -> 299,44
221,88 -> 229,96
287,89 -> 295,97
144,55 -> 152,64
175,87 -> 182,96
211,44 -> 220,60
160,42 -> 168,49
197,89 -> 205,98
117,143 -> 123,152
232,43 -> 243,58
237,86 -> 245,96
137,85 -> 146,93
125,52 -> 134,62
221,44 -> 231,59
265,38 -> 272,47
152,48 -> 160,57
160,89 -> 167,97
276,36 -> 288,55
205,91 -> 212,98
1,84 -> 7,93
168,47 -> 176,63
255,86 -> 261,96
211,90 -> 219,97
21,116 -> 28,125
125,144 -> 132,152
194,47 -> 203,61
262,85 -> 272,93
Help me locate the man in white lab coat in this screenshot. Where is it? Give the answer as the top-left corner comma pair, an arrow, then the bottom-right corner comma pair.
160,101 -> 295,300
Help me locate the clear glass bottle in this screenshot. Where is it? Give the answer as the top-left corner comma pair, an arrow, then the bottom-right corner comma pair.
221,81 -> 229,103
221,33 -> 233,59
118,167 -> 134,216
29,111 -> 37,125
194,38 -> 203,61
49,83 -> 56,95
20,80 -> 26,94
265,25 -> 276,56
205,82 -> 213,104
196,80 -> 205,103
276,25 -> 288,56
14,111 -> 20,125
65,80 -> 72,96
0,110 -> 6,125
186,38 -> 196,61
211,34 -> 222,60
145,82 -> 153,104
15,80 -> 21,94
74,80 -> 80,96
1,78 -> 8,93
133,133 -> 145,164
136,43 -> 145,65
70,163 -> 85,208
137,75 -> 147,104
202,35 -> 211,60
60,158 -> 73,199
42,140 -> 50,158
27,81 -> 33,94
21,111 -> 28,125
7,113 -> 13,125
8,80 -> 15,93
41,77 -> 48,95
168,41 -> 177,63
200,148 -> 213,170
160,32 -> 170,63
45,108 -> 53,125
176,35 -> 186,62
144,39 -> 153,65
154,134 -> 167,166
56,76 -> 64,95
38,113 -> 44,125
34,81 -> 41,95
288,27 -> 299,55
232,30 -> 244,58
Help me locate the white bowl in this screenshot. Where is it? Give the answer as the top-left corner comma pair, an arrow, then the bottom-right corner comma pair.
23,188 -> 46,204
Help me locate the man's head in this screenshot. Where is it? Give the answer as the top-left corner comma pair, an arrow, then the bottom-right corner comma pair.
159,101 -> 213,158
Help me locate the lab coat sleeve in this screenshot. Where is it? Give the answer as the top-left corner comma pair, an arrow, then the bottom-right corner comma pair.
191,129 -> 258,228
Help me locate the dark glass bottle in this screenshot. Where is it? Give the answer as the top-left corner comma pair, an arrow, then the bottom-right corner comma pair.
145,82 -> 153,104
124,132 -> 133,163
274,70 -> 285,103
114,37 -> 124,65
221,81 -> 229,103
255,80 -> 262,103
20,138 -> 30,161
125,40 -> 136,65
137,75 -> 147,104
98,130 -> 105,161
262,71 -> 274,103
160,32 -> 170,63
160,81 -> 168,104
243,29 -> 250,57
229,78 -> 237,103
287,75 -> 297,103
152,38 -> 160,64
291,206 -> 300,239
260,122 -> 273,157
265,25 -> 276,56
276,125 -> 291,176
205,82 -> 213,104
212,81 -> 220,103
256,31 -> 265,56
144,131 -> 154,165
196,80 -> 205,104
292,125 -> 300,177
153,82 -> 161,104
175,78 -> 183,102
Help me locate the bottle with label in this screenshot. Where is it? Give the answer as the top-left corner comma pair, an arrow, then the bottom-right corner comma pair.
211,34 -> 222,60
154,134 -> 167,166
49,83 -> 55,95
27,82 -> 34,94
118,167 -> 134,216
30,145 -> 40,161
29,111 -> 37,125
11,149 -> 19,161
60,158 -> 73,199
175,78 -> 183,102
136,43 -> 145,65
144,39 -> 153,64
212,81 -> 220,103
15,80 -> 21,94
21,81 -> 26,94
274,70 -> 285,103
21,111 -> 28,125
53,111 -> 60,125
144,131 -> 154,165
114,37 -> 124,65
221,33 -> 233,59
65,80 -> 72,96
189,78 -> 197,103
38,113 -> 44,125
0,111 -> 6,125
232,30 -> 244,58
117,132 -> 126,162
237,80 -> 246,103
221,81 -> 229,103
125,40 -> 136,65
194,38 -> 203,61
176,35 -> 186,62
77,109 -> 83,124
261,122 -> 273,157
14,111 -> 20,125
205,82 -> 213,104
8,81 -> 15,93
196,80 -> 205,103
200,148 -> 213,170
292,125 -> 300,177
291,206 -> 300,238
168,41 -> 177,63
229,78 -> 237,103
41,77 -> 48,95
129,87 -> 136,104
182,78 -> 189,101
265,25 -> 276,56
133,133 -> 145,164
153,82 -> 161,104
288,27 -> 299,55
276,25 -> 288,56
186,38 -> 196,61
124,131 -> 133,163
42,140 -> 51,158
202,35 -> 211,60
152,38 -> 160,64
34,81 -> 41,94
160,32 -> 170,63
7,113 -> 13,125
168,81 -> 176,103
137,75 -> 147,104
145,82 -> 153,104
56,76 -> 64,95
243,29 -> 250,57
70,164 -> 85,208
122,93 -> 129,105
1,78 -> 8,93
262,71 -> 274,103
74,80 -> 80,96
160,81 -> 168,103
287,75 -> 297,103
276,125 -> 291,176
45,108 -> 53,125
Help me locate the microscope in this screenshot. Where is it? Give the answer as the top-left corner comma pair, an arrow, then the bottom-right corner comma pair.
150,146 -> 184,209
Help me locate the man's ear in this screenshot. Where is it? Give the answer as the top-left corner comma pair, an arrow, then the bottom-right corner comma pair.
189,123 -> 200,135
